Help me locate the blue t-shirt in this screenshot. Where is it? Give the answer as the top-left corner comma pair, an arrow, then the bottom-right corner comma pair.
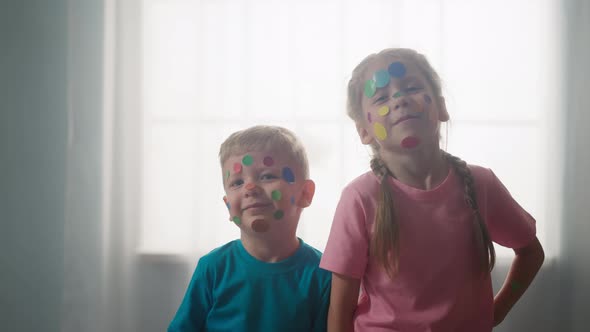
168,238 -> 331,332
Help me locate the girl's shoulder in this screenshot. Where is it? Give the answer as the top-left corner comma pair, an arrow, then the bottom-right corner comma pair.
343,170 -> 380,193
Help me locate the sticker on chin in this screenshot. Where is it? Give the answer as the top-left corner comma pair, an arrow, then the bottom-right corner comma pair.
401,136 -> 421,149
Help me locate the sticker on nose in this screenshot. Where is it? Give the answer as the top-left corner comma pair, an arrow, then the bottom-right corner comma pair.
245,183 -> 256,190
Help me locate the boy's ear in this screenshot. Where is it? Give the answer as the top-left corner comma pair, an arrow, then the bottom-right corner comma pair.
296,179 -> 315,208
438,96 -> 449,122
356,123 -> 375,145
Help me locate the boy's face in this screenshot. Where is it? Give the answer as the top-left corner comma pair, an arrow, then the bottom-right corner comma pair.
221,149 -> 315,235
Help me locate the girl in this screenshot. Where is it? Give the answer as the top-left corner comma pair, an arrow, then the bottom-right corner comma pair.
319,48 -> 545,332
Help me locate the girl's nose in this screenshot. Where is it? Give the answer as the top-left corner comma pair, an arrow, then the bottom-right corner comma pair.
393,97 -> 410,111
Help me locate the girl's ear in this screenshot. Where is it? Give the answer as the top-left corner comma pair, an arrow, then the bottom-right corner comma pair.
296,179 -> 316,208
356,122 -> 375,145
438,96 -> 449,122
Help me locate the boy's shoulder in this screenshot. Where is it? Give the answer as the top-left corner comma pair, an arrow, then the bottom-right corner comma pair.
196,240 -> 240,269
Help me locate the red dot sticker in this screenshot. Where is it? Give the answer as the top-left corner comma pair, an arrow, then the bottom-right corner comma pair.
263,156 -> 274,167
233,163 -> 242,173
401,136 -> 421,149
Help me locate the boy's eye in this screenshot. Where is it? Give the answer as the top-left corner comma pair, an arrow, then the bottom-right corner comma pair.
260,173 -> 278,181
229,179 -> 244,188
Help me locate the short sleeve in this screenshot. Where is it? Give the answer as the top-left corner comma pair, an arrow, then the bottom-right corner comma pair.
480,169 -> 537,249
320,185 -> 370,279
168,258 -> 212,332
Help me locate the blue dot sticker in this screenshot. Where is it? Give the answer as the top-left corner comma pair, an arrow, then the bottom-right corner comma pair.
374,70 -> 390,88
388,61 -> 406,78
282,167 -> 295,183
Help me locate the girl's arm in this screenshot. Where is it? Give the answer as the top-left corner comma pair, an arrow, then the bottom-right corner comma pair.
493,236 -> 545,326
328,273 -> 361,332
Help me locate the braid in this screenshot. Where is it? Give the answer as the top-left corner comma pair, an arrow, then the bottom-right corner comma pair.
443,151 -> 496,274
370,157 -> 400,278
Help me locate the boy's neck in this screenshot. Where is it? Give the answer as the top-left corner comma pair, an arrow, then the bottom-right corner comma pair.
379,145 -> 449,190
240,232 -> 300,263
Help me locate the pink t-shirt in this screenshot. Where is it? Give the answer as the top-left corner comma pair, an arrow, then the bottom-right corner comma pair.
320,165 -> 536,332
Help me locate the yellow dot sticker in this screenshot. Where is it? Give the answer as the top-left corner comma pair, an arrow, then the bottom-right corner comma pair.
374,122 -> 387,140
378,106 -> 390,116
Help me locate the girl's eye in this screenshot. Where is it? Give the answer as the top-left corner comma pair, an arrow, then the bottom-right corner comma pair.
229,179 -> 244,187
405,87 -> 422,94
374,95 -> 388,104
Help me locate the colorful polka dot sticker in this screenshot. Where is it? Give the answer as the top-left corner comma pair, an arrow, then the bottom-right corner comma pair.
232,216 -> 241,225
424,94 -> 432,104
223,196 -> 230,210
377,106 -> 390,116
245,183 -> 256,190
233,162 -> 242,173
393,91 -> 404,99
374,122 -> 387,140
282,167 -> 295,183
271,190 -> 282,201
242,154 -> 253,166
263,156 -> 274,167
374,70 -> 390,88
367,112 -> 372,123
290,196 -> 295,205
225,170 -> 230,181
273,210 -> 284,220
388,61 -> 406,78
364,79 -> 376,98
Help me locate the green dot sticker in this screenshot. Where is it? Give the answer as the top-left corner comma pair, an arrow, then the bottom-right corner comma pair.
373,122 -> 387,140
393,91 -> 404,99
510,281 -> 522,292
364,79 -> 376,98
242,154 -> 253,166
232,216 -> 241,225
273,210 -> 284,220
271,190 -> 282,201
225,170 -> 230,180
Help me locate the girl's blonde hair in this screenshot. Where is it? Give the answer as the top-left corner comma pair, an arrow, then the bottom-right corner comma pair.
348,48 -> 495,278
219,125 -> 310,180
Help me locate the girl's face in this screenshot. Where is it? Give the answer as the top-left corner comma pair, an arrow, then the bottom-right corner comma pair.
221,150 -> 314,235
356,57 -> 449,151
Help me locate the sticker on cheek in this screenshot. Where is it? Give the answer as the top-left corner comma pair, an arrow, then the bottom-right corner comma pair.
225,170 -> 230,181
367,111 -> 372,123
263,156 -> 274,167
273,210 -> 284,220
271,190 -> 282,201
290,196 -> 295,205
242,154 -> 253,166
373,122 -> 388,140
282,167 -> 295,183
232,216 -> 241,225
223,196 -> 230,210
378,106 -> 390,116
388,62 -> 407,78
424,94 -> 432,104
401,136 -> 421,149
233,163 -> 242,173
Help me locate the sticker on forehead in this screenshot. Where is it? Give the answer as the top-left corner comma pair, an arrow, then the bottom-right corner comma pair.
378,106 -> 390,116
374,70 -> 390,88
282,167 -> 295,183
271,190 -> 282,201
393,91 -> 404,99
364,79 -> 376,98
242,154 -> 253,166
373,122 -> 387,141
263,156 -> 274,167
388,62 -> 407,78
233,163 -> 242,173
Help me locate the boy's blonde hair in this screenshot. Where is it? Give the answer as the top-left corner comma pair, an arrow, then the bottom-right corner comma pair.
347,48 -> 495,278
219,125 -> 310,179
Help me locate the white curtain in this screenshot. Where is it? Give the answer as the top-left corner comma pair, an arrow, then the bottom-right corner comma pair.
60,0 -> 590,331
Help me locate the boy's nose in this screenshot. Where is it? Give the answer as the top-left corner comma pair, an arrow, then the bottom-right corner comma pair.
244,183 -> 259,196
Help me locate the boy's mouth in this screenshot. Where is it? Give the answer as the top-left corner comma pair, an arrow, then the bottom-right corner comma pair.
393,114 -> 421,126
242,202 -> 273,211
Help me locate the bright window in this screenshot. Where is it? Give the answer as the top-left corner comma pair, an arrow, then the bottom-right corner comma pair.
137,0 -> 562,258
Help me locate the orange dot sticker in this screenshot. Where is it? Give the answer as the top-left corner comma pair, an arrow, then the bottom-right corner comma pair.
245,183 -> 256,190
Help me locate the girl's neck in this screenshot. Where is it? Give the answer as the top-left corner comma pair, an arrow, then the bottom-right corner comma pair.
379,144 -> 448,190
240,230 -> 300,263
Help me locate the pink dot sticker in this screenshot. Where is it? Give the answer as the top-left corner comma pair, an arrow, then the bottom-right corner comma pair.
233,163 -> 242,173
263,156 -> 274,167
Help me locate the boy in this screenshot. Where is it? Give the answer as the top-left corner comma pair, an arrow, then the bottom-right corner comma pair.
168,125 -> 331,332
